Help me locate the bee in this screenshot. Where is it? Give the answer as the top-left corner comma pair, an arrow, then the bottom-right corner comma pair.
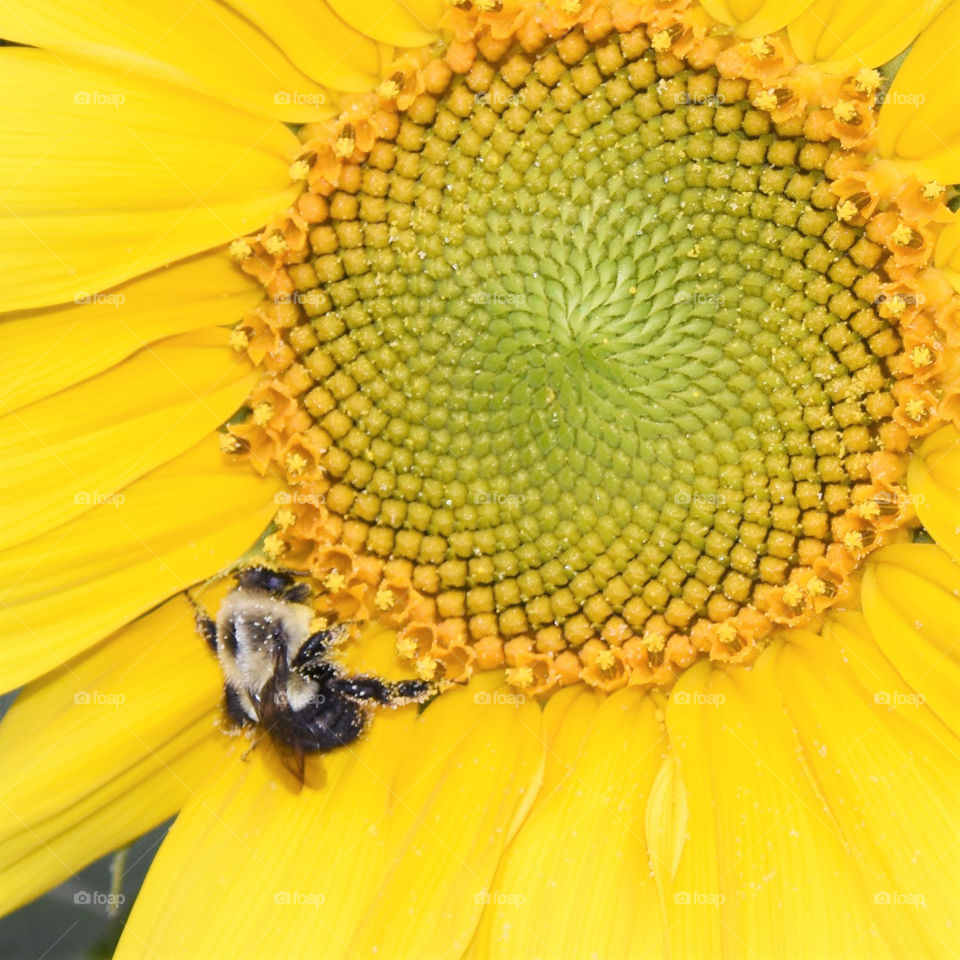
194,566 -> 432,784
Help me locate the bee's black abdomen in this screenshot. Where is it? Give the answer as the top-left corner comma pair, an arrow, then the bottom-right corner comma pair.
268,697 -> 367,753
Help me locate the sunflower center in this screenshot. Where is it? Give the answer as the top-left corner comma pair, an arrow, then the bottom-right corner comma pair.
232,18 -> 940,692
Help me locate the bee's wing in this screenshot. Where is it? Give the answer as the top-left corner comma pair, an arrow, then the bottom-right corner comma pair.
261,738 -> 306,794
265,739 -> 327,792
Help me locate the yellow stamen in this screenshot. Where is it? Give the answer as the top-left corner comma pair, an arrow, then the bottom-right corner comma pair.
905,398 -> 927,421
288,160 -> 310,182
910,345 -> 934,367
274,508 -> 296,530
416,656 -> 439,681
836,199 -> 859,222
857,500 -> 881,521
396,637 -> 418,660
754,89 -> 778,112
748,37 -> 774,59
853,68 -> 882,94
228,238 -> 253,260
324,570 -> 347,593
263,532 -> 286,559
806,577 -> 828,597
650,30 -> 673,53
285,452 -> 308,475
891,224 -> 915,246
716,623 -> 738,645
228,328 -> 249,351
642,630 -> 666,653
595,648 -> 616,671
219,433 -> 242,455
506,665 -> 534,689
252,402 -> 274,427
921,181 -> 944,200
334,127 -> 355,159
309,615 -> 329,633
782,582 -> 804,610
376,77 -> 402,100
843,531 -> 864,551
263,233 -> 287,256
374,587 -> 396,611
832,100 -> 860,124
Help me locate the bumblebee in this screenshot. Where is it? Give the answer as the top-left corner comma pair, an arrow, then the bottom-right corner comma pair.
195,566 -> 431,782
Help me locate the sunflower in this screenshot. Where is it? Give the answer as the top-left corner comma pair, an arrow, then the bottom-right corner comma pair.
1,0 -> 959,956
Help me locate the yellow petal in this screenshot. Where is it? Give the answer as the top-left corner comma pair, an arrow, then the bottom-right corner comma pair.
788,0 -> 945,72
824,610 -> 959,759
907,425 -> 960,561
666,652 -> 886,959
116,671 -> 543,959
116,709 -> 416,960
859,544 -> 960,736
326,0 -> 442,47
0,250 -> 261,414
935,222 -> 960,276
348,673 -> 544,957
0,595 -> 222,916
0,434 -> 281,692
698,0 -> 816,36
876,0 -> 960,182
777,629 -> 960,958
0,49 -> 300,313
660,661 -> 723,959
224,0 -> 385,91
474,688 -> 668,959
0,328 -> 256,551
0,0 -> 334,122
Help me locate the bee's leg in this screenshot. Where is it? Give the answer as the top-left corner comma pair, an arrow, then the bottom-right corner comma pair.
334,675 -> 393,704
336,675 -> 433,706
389,679 -> 433,703
192,605 -> 218,653
282,583 -> 312,605
291,630 -> 333,669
